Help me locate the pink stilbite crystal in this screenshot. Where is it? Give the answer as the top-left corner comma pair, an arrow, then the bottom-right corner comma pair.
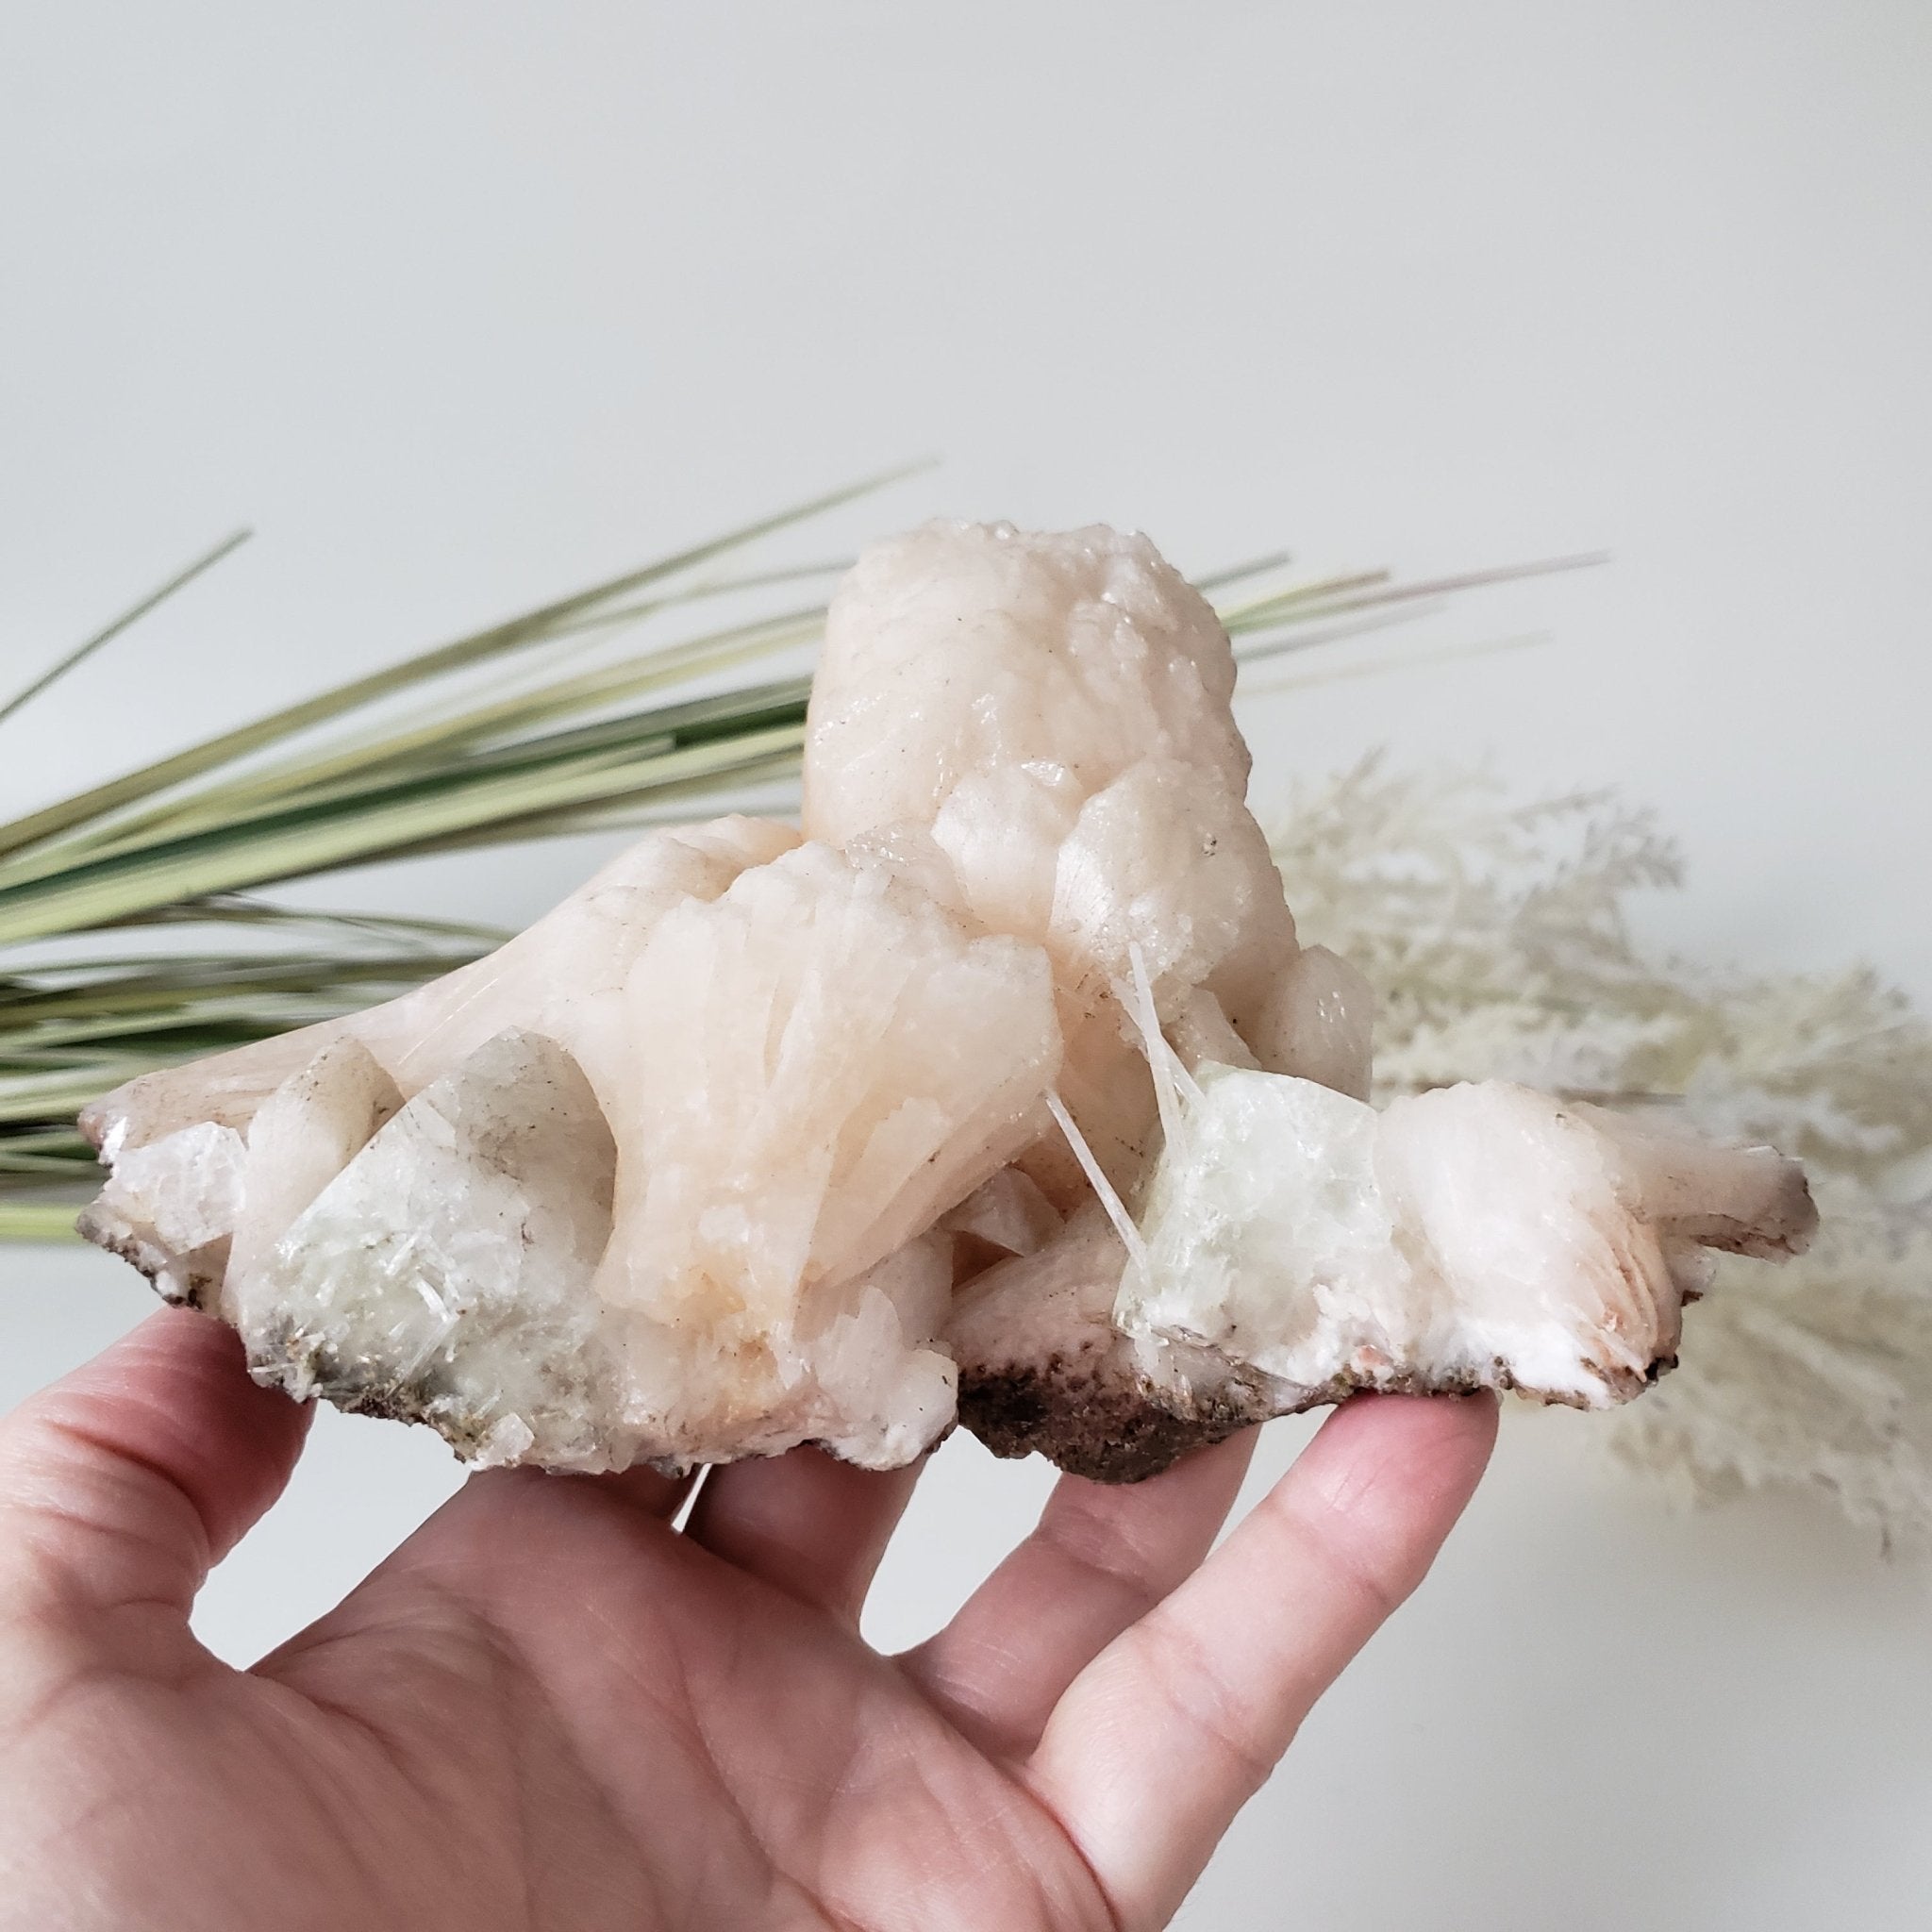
78,521 -> 1815,1480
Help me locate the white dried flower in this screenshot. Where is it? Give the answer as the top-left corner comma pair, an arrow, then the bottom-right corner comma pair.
1275,758 -> 1932,1551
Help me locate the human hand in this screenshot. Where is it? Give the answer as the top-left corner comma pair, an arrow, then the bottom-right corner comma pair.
0,1307 -> 1494,1930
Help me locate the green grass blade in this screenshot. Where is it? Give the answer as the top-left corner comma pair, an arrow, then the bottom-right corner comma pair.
1219,554 -> 1605,636
3,612 -> 821,884
0,469 -> 911,865
0,1063 -> 178,1124
1232,602 -> 1452,666
1238,629 -> 1550,698
0,1128 -> 96,1154
363,749 -> 808,863
0,961 -> 488,1036
0,721 -> 808,944
112,902 -> 510,945
0,1150 -> 100,1176
0,1204 -> 82,1243
0,530 -> 251,729
1216,570 -> 1391,631
1192,549 -> 1296,592
0,636 -> 815,911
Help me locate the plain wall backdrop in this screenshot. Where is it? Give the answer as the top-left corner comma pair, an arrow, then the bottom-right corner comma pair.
4,3 -> 1930,1925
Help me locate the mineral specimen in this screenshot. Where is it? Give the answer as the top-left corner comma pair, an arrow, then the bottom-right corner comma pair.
78,521 -> 1818,1480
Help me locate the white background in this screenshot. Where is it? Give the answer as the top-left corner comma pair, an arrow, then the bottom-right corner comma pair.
4,3 -> 1930,1925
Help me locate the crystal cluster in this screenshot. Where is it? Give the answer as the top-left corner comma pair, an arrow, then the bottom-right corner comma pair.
79,523 -> 1816,1478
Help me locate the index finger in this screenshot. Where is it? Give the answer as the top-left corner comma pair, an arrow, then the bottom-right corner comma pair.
1022,1391 -> 1497,1932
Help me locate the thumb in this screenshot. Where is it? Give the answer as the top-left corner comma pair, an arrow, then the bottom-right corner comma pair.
0,1307 -> 309,1627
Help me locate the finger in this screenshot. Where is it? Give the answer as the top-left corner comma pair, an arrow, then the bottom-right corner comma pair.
293,1437 -> 702,1640
0,1307 -> 310,1624
464,1458 -> 696,1524
683,1446 -> 924,1624
1026,1392 -> 1496,1932
900,1428 -> 1257,1756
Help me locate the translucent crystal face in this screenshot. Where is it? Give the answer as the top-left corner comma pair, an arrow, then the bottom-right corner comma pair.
78,521 -> 1815,1482
247,1030 -> 622,1467
1123,1069 -> 1698,1410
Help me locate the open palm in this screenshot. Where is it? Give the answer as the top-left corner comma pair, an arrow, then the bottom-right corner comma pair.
0,1309 -> 1493,1930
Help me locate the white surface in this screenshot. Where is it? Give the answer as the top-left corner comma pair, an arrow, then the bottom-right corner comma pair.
4,2 -> 1930,1925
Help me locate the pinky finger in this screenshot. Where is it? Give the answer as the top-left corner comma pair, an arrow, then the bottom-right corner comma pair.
1024,1391 -> 1496,1932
